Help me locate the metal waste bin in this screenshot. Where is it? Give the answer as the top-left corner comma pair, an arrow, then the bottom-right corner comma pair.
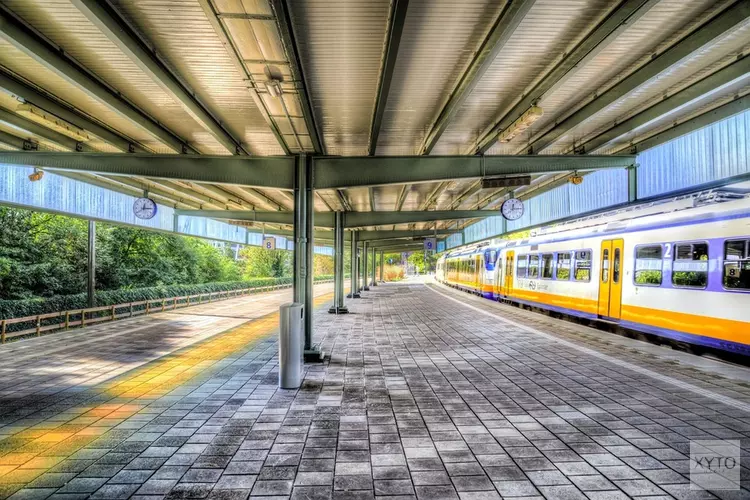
279,302 -> 304,389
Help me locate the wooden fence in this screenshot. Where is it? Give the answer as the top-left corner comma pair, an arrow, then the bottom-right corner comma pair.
0,280 -> 333,344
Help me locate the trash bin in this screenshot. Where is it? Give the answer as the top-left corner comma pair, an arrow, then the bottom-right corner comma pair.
279,302 -> 304,389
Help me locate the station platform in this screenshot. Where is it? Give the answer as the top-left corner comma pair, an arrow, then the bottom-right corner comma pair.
0,279 -> 748,500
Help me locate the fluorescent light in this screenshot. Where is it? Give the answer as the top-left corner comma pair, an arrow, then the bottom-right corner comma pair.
28,168 -> 44,182
497,105 -> 543,143
264,79 -> 283,98
15,103 -> 92,142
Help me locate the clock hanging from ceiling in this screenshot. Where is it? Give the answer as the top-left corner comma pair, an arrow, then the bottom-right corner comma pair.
500,198 -> 524,221
133,197 -> 157,220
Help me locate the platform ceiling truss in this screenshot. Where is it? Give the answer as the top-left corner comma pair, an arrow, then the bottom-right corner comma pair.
0,0 -> 747,235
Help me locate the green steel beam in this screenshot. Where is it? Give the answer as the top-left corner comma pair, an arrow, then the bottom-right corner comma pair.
172,209 -> 497,228
364,238 -> 424,248
0,71 -> 143,153
579,54 -> 750,153
0,107 -> 94,152
0,152 -> 295,188
243,227 -> 345,242
238,229 -> 449,243
0,5 -> 194,154
372,244 -> 424,253
471,0 -> 656,154
314,155 -> 634,189
527,0 -> 750,154
0,129 -> 33,150
419,0 -> 535,154
71,0 -> 246,155
369,0 -> 410,155
1,152 -> 635,190
345,210 -> 495,227
619,94 -> 750,154
358,229 -> 454,241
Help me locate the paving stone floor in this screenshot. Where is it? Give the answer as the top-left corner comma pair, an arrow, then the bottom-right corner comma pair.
0,280 -> 748,500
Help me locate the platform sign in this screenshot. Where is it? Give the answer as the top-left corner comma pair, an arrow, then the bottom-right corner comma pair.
263,236 -> 276,250
424,238 -> 436,252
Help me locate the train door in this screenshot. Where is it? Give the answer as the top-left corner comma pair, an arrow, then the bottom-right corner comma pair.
475,254 -> 481,290
503,251 -> 514,296
597,239 -> 624,319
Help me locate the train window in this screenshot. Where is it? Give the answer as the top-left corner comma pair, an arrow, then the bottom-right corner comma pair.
635,245 -> 663,285
613,248 -> 621,284
724,239 -> 750,290
673,242 -> 708,289
528,255 -> 540,279
541,254 -> 554,279
556,253 -> 571,280
517,255 -> 528,277
725,240 -> 746,261
601,249 -> 610,283
574,250 -> 591,281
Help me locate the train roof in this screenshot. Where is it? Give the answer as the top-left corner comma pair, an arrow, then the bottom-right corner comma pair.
445,180 -> 750,254
495,183 -> 750,249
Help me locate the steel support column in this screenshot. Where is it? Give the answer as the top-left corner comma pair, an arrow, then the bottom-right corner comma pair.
329,212 -> 349,314
304,156 -> 315,354
362,240 -> 370,291
293,154 -> 316,354
87,220 -> 96,308
293,156 -> 307,305
370,246 -> 377,286
379,252 -> 384,283
347,230 -> 360,299
628,165 -> 638,203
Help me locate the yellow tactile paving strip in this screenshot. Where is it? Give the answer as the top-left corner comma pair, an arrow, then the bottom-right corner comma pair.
0,291 -> 334,496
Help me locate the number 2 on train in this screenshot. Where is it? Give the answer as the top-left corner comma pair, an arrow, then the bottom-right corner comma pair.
598,239 -> 624,319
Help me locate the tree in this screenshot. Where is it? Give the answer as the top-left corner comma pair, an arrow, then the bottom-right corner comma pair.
0,208 -> 88,299
407,251 -> 437,274
239,246 -> 291,278
314,253 -> 334,276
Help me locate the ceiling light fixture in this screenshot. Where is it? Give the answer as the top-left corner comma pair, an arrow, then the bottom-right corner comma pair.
263,66 -> 284,98
497,105 -> 543,143
15,103 -> 92,142
28,168 -> 44,182
264,79 -> 283,98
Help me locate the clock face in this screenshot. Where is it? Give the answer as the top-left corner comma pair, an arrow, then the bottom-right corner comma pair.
501,198 -> 524,221
133,197 -> 157,220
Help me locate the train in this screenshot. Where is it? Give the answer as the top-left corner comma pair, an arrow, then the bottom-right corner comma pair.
436,184 -> 750,356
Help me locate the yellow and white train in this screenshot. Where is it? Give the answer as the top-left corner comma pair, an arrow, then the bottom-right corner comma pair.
436,187 -> 750,355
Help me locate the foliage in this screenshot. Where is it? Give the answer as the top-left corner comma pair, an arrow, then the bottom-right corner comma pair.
407,251 -> 438,273
0,207 -> 251,300
383,265 -> 405,282
635,270 -> 661,285
314,254 -> 334,276
239,246 -> 291,279
0,207 -> 335,306
0,208 -> 89,299
0,275 -> 334,330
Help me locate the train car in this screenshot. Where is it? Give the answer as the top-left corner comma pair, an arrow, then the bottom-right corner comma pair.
436,242 -> 498,298
437,185 -> 750,356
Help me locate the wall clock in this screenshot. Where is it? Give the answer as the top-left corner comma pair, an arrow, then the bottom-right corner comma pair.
501,198 -> 524,221
133,197 -> 157,220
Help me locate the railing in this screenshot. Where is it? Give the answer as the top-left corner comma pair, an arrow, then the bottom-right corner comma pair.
0,280 -> 333,344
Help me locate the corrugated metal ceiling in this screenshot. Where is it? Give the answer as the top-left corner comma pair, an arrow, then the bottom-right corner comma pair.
0,0 -> 746,231
289,0 -> 390,156
374,0 -> 507,156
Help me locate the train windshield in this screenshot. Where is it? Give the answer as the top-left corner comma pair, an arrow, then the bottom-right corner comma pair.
484,249 -> 497,270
